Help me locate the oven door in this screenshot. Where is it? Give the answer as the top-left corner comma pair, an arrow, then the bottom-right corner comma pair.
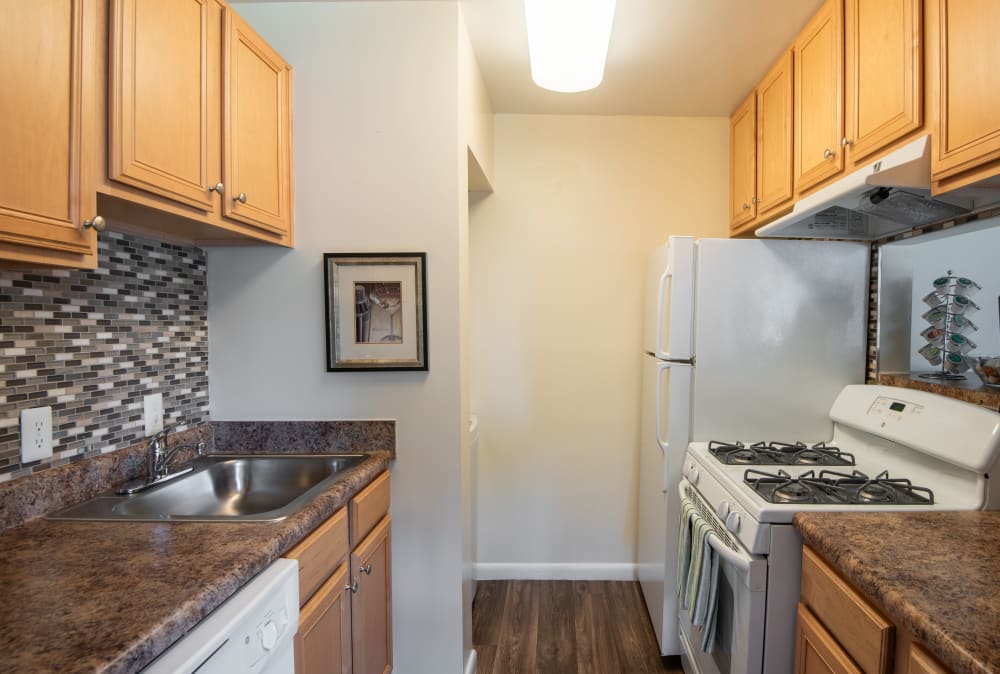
677,480 -> 768,674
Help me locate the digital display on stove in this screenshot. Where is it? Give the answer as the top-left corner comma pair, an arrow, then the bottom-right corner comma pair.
890,401 -> 906,412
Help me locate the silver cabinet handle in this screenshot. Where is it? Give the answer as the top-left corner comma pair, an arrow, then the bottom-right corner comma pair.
232,192 -> 247,204
208,182 -> 225,196
823,148 -> 834,159
83,215 -> 105,232
360,563 -> 373,575
840,137 -> 852,149
751,197 -> 760,205
345,580 -> 359,593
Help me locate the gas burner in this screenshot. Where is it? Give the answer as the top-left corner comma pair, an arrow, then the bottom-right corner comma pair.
744,469 -> 822,504
709,440 -> 856,466
744,468 -> 935,505
817,469 -> 935,505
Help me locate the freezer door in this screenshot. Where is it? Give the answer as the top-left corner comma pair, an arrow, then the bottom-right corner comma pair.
643,237 -> 696,359
637,355 -> 693,655
691,238 -> 869,440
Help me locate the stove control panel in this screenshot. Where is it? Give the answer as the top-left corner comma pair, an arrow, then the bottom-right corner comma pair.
831,384 -> 1000,473
867,395 -> 923,422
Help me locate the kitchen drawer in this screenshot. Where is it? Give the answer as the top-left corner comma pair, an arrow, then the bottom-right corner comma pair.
801,546 -> 894,674
350,470 -> 390,547
285,507 -> 349,606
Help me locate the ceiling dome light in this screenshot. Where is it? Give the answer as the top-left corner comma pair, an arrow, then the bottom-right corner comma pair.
523,0 -> 616,93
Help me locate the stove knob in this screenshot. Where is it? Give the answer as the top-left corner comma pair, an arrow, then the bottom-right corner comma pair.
688,466 -> 700,485
716,501 -> 730,519
725,511 -> 741,533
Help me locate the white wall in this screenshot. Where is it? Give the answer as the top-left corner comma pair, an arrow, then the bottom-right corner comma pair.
878,216 -> 1000,375
209,3 -> 468,672
470,115 -> 728,577
457,7 -> 493,670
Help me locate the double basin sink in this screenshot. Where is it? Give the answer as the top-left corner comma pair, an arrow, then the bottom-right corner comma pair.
50,454 -> 367,522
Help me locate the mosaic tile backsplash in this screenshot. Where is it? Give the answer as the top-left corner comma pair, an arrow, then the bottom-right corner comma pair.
0,231 -> 209,481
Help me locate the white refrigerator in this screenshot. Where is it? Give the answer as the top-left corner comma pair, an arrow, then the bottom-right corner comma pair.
636,236 -> 869,654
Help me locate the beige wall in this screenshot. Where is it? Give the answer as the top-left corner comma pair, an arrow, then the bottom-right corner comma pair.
470,114 -> 728,576
210,3 -> 467,672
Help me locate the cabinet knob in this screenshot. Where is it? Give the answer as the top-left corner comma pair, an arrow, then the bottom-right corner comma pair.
840,137 -> 852,149
232,192 -> 247,204
742,202 -> 751,211
360,563 -> 373,575
751,197 -> 760,205
208,182 -> 225,196
823,148 -> 835,159
83,216 -> 106,232
345,579 -> 359,594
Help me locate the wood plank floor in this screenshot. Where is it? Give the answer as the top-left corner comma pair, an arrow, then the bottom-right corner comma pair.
473,580 -> 685,674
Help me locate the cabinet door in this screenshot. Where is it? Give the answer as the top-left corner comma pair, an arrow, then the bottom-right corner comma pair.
795,604 -> 863,674
296,562 -> 353,674
795,0 -> 844,194
351,516 -> 392,674
0,0 -> 97,265
756,50 -> 794,217
729,92 -> 757,231
929,0 -> 1000,182
223,9 -> 293,236
109,0 -> 216,210
907,642 -> 949,674
844,0 -> 922,164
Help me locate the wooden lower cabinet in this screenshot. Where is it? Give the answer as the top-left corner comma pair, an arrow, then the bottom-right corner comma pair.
297,562 -> 353,674
796,604 -> 863,674
797,546 -> 955,674
287,471 -> 392,674
350,515 -> 392,674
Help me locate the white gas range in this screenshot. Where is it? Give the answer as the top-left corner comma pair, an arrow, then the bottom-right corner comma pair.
676,384 -> 1000,674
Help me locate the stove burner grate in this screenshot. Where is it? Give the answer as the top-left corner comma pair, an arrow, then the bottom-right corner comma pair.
709,440 -> 855,467
744,469 -> 934,505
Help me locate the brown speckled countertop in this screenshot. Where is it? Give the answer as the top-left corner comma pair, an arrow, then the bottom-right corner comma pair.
879,373 -> 1000,412
795,511 -> 1000,674
0,450 -> 391,673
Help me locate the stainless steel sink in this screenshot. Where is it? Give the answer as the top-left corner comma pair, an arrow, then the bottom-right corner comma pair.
49,454 -> 367,522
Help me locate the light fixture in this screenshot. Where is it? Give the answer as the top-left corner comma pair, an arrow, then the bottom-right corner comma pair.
523,0 -> 616,93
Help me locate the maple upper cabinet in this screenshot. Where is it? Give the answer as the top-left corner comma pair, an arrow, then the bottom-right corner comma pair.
843,0 -> 922,167
729,93 -> 757,230
755,51 -> 795,220
224,9 -> 293,236
928,0 -> 1000,192
104,0 -> 293,244
794,0 -> 845,195
109,0 -> 216,211
0,0 -> 100,269
729,50 -> 793,237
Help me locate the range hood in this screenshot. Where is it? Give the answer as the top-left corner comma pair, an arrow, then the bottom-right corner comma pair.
755,135 -> 998,240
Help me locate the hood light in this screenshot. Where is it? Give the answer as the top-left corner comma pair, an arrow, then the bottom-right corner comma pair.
523,0 -> 616,93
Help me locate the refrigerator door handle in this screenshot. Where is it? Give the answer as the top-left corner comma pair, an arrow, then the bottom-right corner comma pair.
655,361 -> 670,455
654,265 -> 672,360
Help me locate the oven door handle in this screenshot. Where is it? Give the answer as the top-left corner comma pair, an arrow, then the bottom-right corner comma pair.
679,480 -> 767,592
704,531 -> 751,573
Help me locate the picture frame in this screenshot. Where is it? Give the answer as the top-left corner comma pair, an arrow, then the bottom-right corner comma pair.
324,252 -> 428,371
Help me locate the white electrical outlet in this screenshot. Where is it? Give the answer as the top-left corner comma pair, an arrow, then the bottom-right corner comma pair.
20,406 -> 53,463
144,393 -> 164,436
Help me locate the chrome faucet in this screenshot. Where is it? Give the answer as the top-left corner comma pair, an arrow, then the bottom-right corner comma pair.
116,426 -> 202,495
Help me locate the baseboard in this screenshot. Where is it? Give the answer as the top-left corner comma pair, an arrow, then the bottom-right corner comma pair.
474,562 -> 637,581
464,648 -> 478,674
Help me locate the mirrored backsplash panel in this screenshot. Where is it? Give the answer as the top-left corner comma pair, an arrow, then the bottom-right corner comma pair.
0,232 -> 209,482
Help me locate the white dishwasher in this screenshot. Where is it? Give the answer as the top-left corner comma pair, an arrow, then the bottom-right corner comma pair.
143,558 -> 299,674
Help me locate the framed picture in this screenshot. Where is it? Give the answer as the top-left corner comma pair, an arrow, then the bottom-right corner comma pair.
324,252 -> 428,371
